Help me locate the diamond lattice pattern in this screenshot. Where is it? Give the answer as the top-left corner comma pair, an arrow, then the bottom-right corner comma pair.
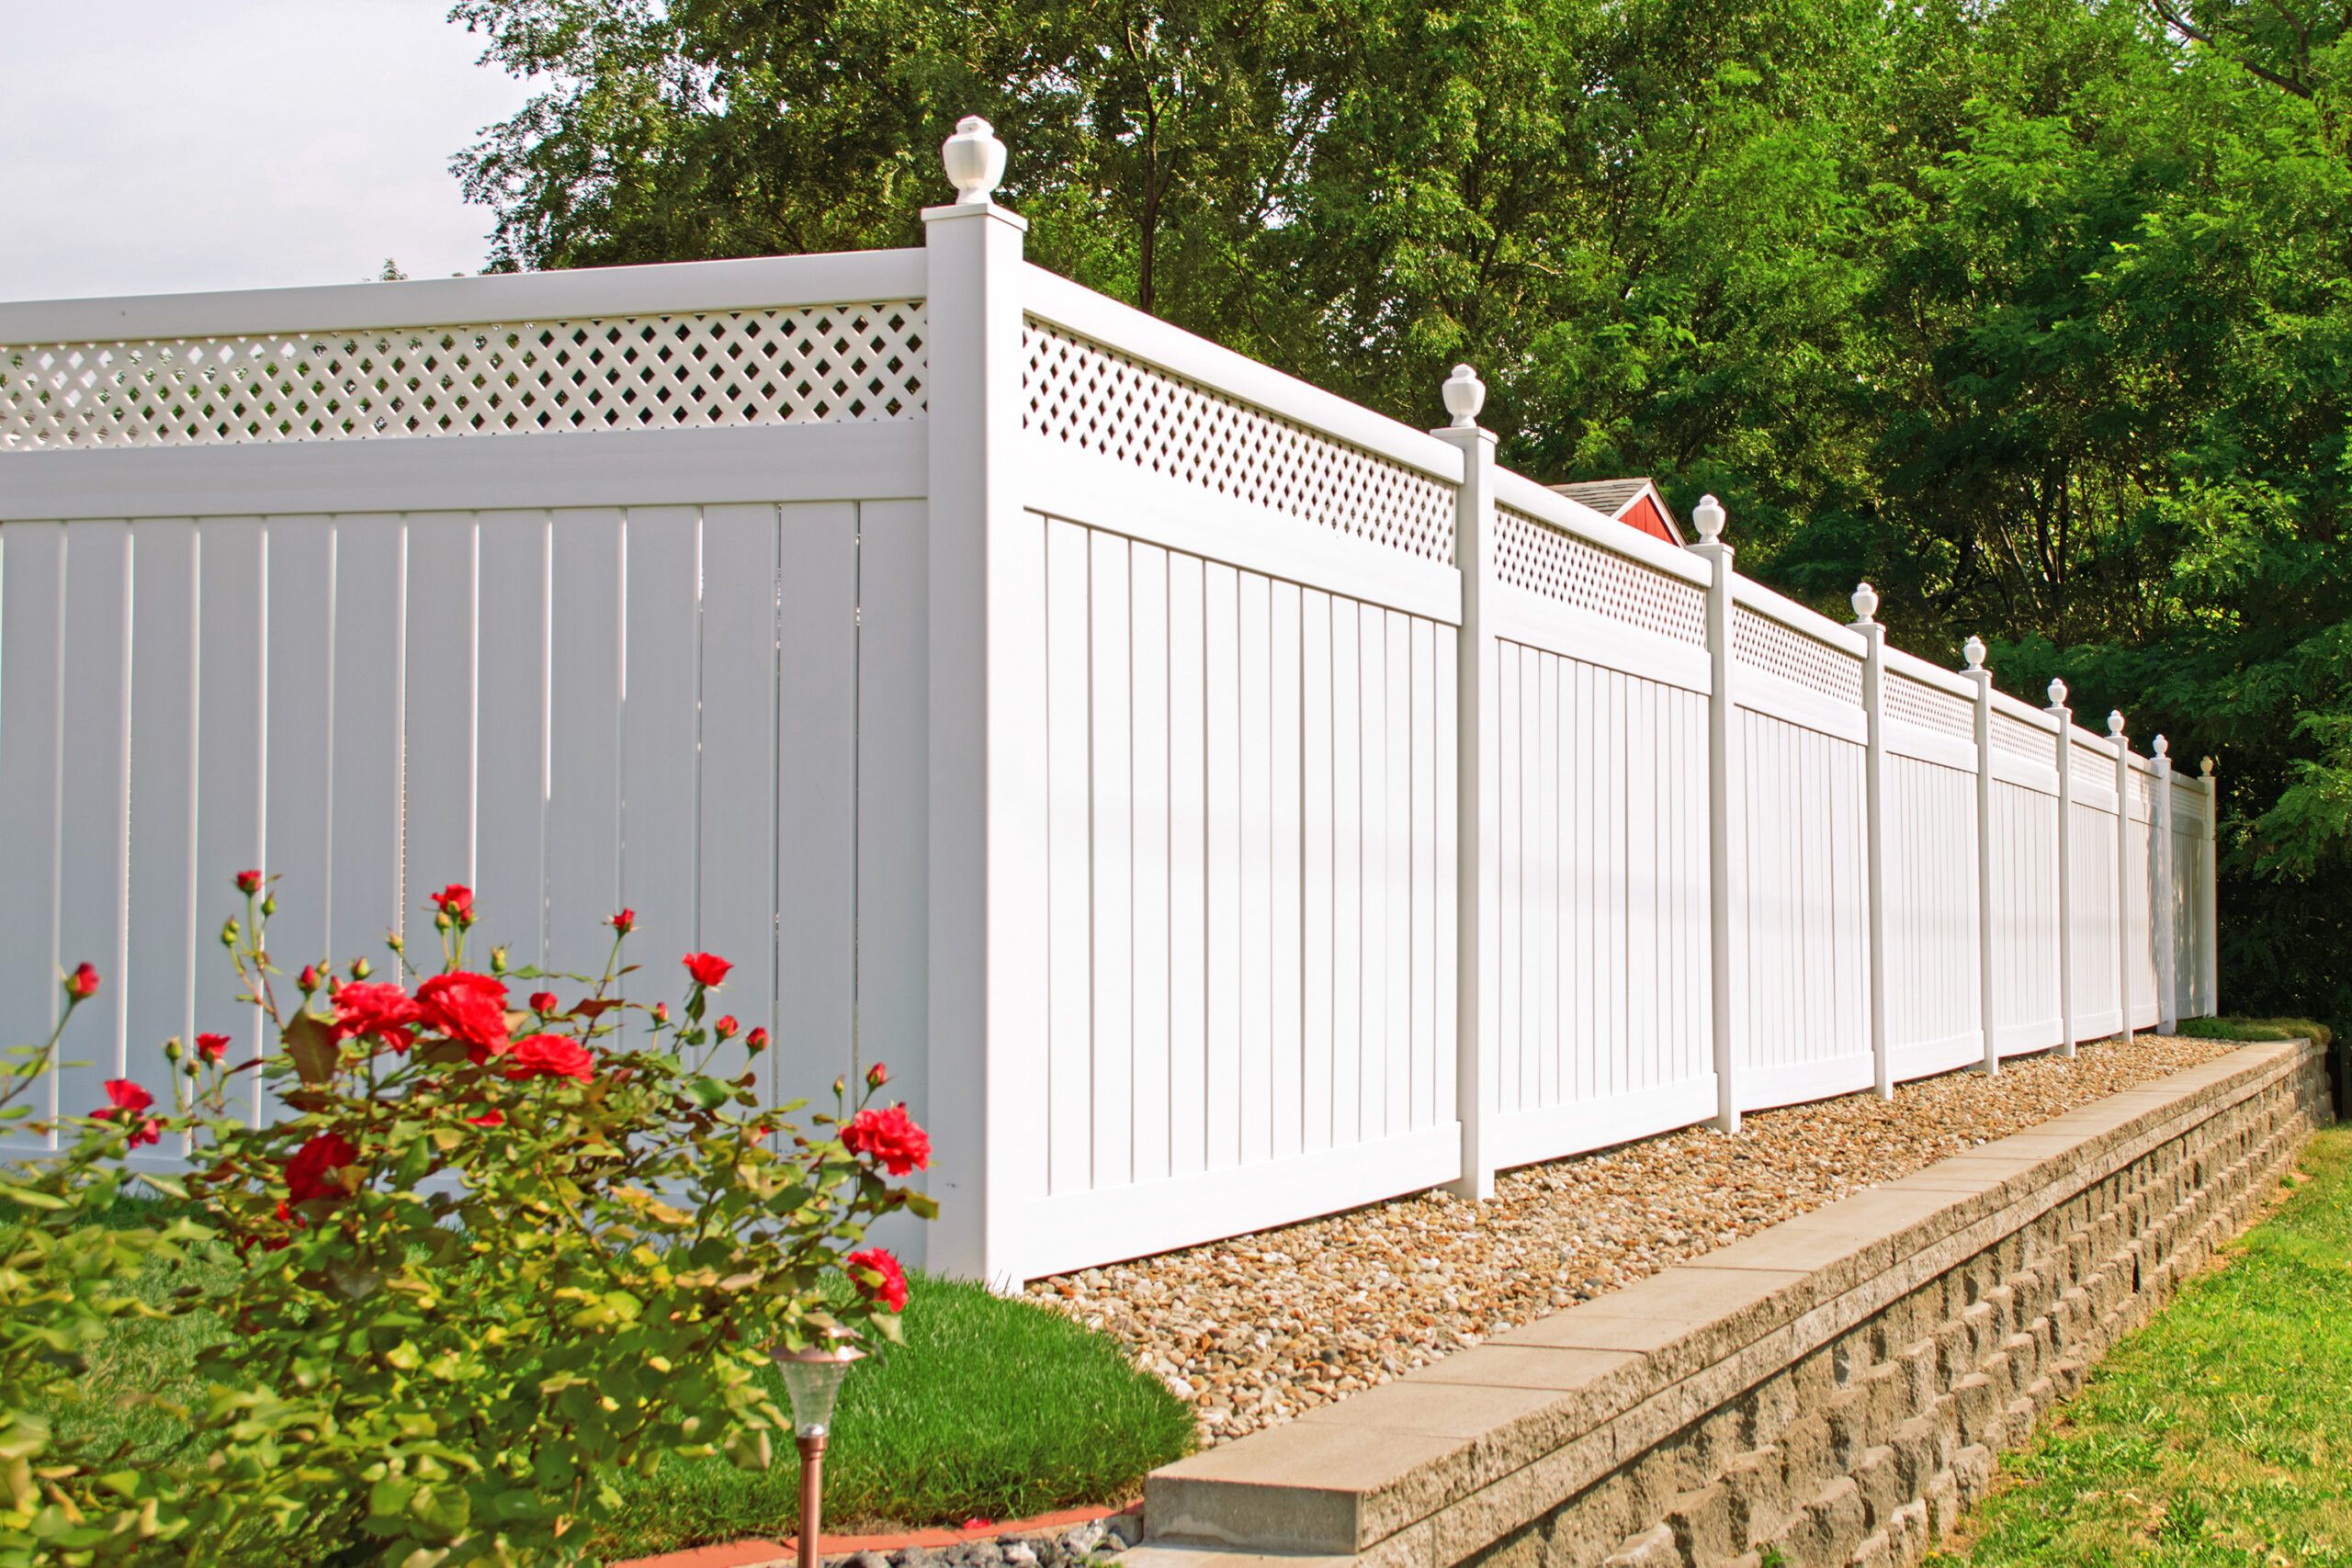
1990,706 -> 2055,762
1021,321 -> 1456,563
1734,606 -> 1863,706
0,303 -> 927,450
1495,505 -> 1706,646
1885,671 -> 1976,742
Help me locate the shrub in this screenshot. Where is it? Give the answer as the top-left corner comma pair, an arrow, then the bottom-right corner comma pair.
2,878 -> 933,1566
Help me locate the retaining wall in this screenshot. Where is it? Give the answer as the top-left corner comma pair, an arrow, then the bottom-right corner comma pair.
1135,1039 -> 2329,1567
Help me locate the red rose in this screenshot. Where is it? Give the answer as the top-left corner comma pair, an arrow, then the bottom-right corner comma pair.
465,1108 -> 505,1128
195,1032 -> 231,1063
528,991 -> 560,1016
865,1061 -> 890,1090
842,1104 -> 931,1176
846,1247 -> 910,1312
609,908 -> 636,935
415,972 -> 511,1054
334,981 -> 425,1052
285,1132 -> 358,1203
95,1079 -> 161,1146
682,952 -> 730,987
504,1032 -> 594,1082
745,1027 -> 770,1054
65,963 -> 100,999
714,1014 -> 739,1041
430,883 -> 475,924
236,869 -> 264,895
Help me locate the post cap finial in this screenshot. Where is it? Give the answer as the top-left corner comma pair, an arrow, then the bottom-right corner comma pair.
2202,755 -> 2215,777
2047,677 -> 2068,708
1442,365 -> 1486,428
943,116 -> 1008,205
1692,495 -> 1725,544
2154,734 -> 2169,758
1962,635 -> 1986,671
2108,710 -> 2127,737
1850,581 -> 1879,625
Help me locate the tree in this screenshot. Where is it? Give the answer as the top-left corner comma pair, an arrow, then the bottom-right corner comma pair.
447,0 -> 2352,1020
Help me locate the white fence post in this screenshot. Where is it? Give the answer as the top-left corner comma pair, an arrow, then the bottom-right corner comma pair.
1690,498 -> 1742,1134
922,118 -> 1035,1284
2154,737 -> 2177,1032
2048,680 -> 2076,1057
1434,367 -> 1498,1200
2201,756 -> 2221,1015
1961,637 -> 1998,1075
2109,710 -> 2133,1040
1852,584 -> 1892,1100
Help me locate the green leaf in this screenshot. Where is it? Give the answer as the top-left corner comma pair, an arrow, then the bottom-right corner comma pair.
282,1011 -> 341,1085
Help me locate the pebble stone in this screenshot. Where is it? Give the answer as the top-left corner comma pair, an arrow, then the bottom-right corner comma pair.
865,1511 -> 1137,1568
1026,1034 -> 2244,1446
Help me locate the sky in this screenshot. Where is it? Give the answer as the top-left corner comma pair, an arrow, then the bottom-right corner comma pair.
1,0 -> 537,304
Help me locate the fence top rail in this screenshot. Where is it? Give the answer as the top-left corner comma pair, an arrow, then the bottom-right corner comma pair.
1019,264 -> 1464,489
1881,640 -> 1979,701
0,249 -> 931,349
1487,465 -> 1713,587
1729,575 -> 1868,660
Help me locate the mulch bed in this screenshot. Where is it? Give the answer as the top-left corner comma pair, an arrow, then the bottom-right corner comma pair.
1028,1034 -> 2243,1445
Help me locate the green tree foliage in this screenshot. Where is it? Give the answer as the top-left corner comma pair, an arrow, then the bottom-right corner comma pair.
448,0 -> 2352,1018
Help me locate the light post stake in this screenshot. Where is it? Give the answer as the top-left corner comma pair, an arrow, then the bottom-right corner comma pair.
775,1336 -> 865,1568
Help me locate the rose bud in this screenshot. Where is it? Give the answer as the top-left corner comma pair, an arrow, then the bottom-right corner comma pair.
260,894 -> 277,917
491,945 -> 509,975
745,1027 -> 770,1054
866,1062 -> 890,1090
387,931 -> 405,953
833,1075 -> 847,1098
651,1001 -> 670,1026
164,1037 -> 184,1062
236,869 -> 264,895
609,908 -> 636,936
65,963 -> 100,999
351,957 -> 372,980
529,991 -> 560,1016
714,1014 -> 739,1042
298,964 -> 321,995
196,1032 -> 231,1063
220,918 -> 241,948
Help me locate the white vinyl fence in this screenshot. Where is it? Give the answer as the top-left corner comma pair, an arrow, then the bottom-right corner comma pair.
0,120 -> 2220,1283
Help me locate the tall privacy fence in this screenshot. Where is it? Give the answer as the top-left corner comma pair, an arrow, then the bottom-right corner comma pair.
0,120 -> 2216,1283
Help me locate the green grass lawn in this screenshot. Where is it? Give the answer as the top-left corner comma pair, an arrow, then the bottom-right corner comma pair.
39,1208 -> 1193,1553
1930,1125 -> 2352,1566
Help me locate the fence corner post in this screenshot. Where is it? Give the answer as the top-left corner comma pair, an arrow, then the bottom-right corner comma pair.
1433,367 -> 1498,1201
2109,711 -> 2134,1041
2201,755 -> 2221,1016
1690,498 -> 1741,1134
2154,737 -> 2178,1032
922,117 -> 1034,1288
2049,681 -> 2076,1057
1961,637 -> 1998,1075
1852,585 -> 1892,1100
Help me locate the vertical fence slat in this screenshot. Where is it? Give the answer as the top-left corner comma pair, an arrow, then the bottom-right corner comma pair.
1168,551 -> 1210,1174
124,519 -> 199,1142
697,502 -> 784,1087
54,522 -> 133,1131
327,514 -> 406,969
474,512 -> 548,966
403,512 -> 479,907
191,519 -> 266,1125
618,506 -> 701,994
1091,533 -> 1136,1188
542,509 -> 623,980
1045,518 -> 1095,1190
1130,543 -> 1174,1182
1272,582 -> 1306,1155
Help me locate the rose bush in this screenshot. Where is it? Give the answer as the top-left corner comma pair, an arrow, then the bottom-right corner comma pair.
2,875 -> 933,1566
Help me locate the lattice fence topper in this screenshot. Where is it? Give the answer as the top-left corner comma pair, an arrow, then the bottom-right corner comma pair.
1021,320 -> 1456,564
2070,739 -> 2119,795
1733,605 -> 1864,706
1885,670 -> 1976,742
1494,505 -> 1707,647
0,303 -> 927,449
1991,706 -> 2057,764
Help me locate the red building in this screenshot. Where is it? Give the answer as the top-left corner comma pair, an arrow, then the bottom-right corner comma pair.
1548,478 -> 1685,547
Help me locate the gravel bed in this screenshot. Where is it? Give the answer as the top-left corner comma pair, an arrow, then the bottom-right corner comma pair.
831,1514 -> 1138,1568
1027,1034 -> 2245,1445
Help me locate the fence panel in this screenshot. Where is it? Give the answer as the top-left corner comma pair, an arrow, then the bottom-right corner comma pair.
2126,762 -> 2163,1029
2169,774 -> 2211,1019
1478,492 -> 1716,1168
1729,593 -> 1871,1111
2067,731 -> 2125,1038
1986,697 -> 2064,1056
1879,658 -> 1983,1081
